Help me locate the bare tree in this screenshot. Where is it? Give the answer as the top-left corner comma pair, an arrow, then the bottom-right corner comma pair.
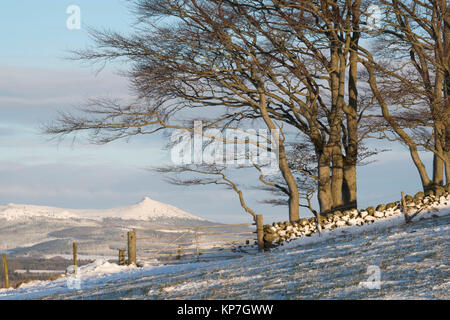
361,0 -> 449,189
45,0 -> 386,221
47,1 -> 306,221
226,0 -> 370,212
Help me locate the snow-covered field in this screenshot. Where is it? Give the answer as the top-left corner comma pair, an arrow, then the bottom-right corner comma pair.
1,203 -> 448,300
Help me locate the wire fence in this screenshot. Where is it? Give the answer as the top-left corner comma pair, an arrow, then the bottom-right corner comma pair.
133,223 -> 258,264
1,216 -> 266,288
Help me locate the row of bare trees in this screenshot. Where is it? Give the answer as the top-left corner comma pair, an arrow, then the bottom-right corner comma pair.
363,0 -> 449,191
45,0 -> 449,222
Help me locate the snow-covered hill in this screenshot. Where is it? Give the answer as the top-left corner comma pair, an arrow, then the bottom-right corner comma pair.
0,197 -> 204,222
1,200 -> 448,300
0,197 -> 209,257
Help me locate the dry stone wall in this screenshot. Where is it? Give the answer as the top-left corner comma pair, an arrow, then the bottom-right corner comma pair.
263,184 -> 450,248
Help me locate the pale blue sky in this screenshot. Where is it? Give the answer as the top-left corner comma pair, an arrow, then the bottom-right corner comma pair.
0,1 -> 433,223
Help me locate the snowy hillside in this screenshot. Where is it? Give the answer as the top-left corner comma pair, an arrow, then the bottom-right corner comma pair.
1,201 -> 448,300
0,197 -> 209,257
0,197 -> 204,222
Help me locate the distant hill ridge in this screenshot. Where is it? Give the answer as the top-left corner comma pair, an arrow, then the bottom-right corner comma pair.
0,196 -> 204,222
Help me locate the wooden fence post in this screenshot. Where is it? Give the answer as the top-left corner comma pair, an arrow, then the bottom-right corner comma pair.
73,242 -> 78,267
118,249 -> 126,265
127,230 -> 137,265
2,254 -> 9,289
256,214 -> 264,252
176,245 -> 182,260
195,228 -> 200,258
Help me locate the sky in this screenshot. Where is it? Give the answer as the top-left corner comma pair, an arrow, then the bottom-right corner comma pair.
0,1 -> 435,224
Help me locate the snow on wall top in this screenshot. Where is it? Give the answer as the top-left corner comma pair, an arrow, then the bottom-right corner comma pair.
0,197 -> 205,222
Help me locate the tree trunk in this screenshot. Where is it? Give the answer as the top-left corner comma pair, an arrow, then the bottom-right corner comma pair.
279,142 -> 300,221
433,153 -> 444,186
431,119 -> 444,189
445,151 -> 450,185
331,145 -> 344,210
317,148 -> 333,214
432,71 -> 445,186
343,0 -> 360,210
343,163 -> 357,209
259,90 -> 300,222
276,148 -> 301,222
409,146 -> 433,191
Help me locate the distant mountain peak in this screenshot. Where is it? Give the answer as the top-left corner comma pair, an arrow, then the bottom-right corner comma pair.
138,196 -> 155,205
0,197 -> 205,222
